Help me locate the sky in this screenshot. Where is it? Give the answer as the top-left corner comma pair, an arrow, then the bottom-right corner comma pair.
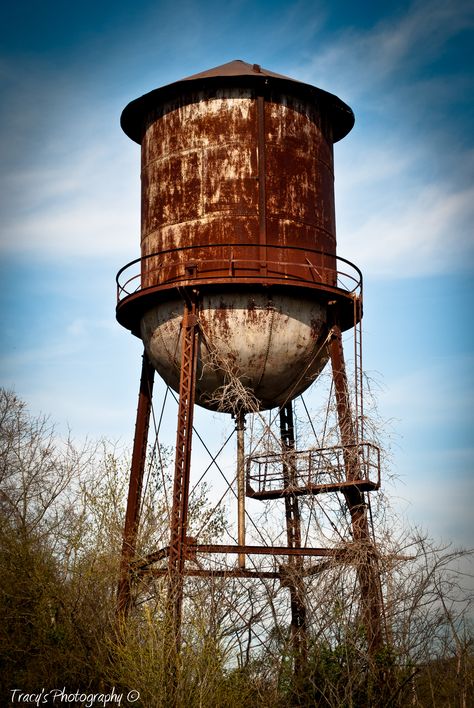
0,0 -> 473,549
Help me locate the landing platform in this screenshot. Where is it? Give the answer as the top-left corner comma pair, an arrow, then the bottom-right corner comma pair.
246,442 -> 381,499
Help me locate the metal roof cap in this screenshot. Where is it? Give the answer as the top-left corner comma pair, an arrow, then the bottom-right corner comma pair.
121,59 -> 354,144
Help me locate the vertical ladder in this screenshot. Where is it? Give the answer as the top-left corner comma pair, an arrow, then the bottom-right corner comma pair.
353,295 -> 364,443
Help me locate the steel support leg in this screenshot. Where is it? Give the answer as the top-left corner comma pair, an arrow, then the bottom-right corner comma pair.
329,325 -> 383,654
167,299 -> 199,649
117,351 -> 155,618
236,411 -> 246,569
280,402 -> 308,666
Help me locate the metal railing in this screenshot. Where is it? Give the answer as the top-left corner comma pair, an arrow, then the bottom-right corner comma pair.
246,442 -> 381,496
116,242 -> 362,303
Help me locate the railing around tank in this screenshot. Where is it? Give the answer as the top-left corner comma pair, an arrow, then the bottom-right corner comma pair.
116,243 -> 362,304
246,442 -> 381,499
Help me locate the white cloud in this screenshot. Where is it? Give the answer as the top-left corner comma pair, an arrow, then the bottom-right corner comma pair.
378,355 -> 474,429
377,354 -> 474,547
338,182 -> 474,277
0,139 -> 140,259
0,50 -> 142,261
393,472 -> 474,547
0,0 -> 472,281
284,0 -> 474,279
294,0 -> 474,101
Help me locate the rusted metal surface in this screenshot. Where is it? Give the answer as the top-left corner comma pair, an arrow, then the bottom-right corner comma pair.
117,352 -> 155,617
139,290 -> 330,412
181,544 -> 343,557
117,245 -> 362,301
130,539 -> 387,577
140,89 -> 258,289
145,568 -> 284,579
236,412 -> 246,568
246,442 -> 381,499
257,94 -> 267,275
116,244 -> 362,338
116,62 -> 385,664
167,300 -> 199,647
280,404 -> 302,551
138,86 -> 338,291
117,62 -> 357,409
280,402 -> 308,668
121,60 -> 354,145
328,324 -> 384,653
134,544 -> 345,573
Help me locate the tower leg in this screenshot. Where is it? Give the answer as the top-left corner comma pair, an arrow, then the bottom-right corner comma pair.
280,402 -> 308,667
328,325 -> 383,654
236,411 -> 246,569
117,352 -> 155,618
167,299 -> 199,650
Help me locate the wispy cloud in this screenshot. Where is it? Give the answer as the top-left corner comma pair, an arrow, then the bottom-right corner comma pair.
289,0 -> 474,278
378,354 -> 474,430
0,135 -> 139,259
295,0 -> 474,100
0,0 -> 472,279
398,472 -> 474,546
338,181 -> 474,277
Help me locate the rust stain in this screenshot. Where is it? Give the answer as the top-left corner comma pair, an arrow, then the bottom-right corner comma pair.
119,67 -> 362,408
139,87 -> 338,292
310,316 -> 326,341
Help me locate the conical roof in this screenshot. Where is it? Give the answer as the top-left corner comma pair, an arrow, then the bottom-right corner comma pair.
180,59 -> 299,82
121,59 -> 354,144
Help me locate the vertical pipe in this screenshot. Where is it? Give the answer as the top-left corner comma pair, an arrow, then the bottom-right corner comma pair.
117,351 -> 155,618
236,411 -> 246,569
257,94 -> 267,275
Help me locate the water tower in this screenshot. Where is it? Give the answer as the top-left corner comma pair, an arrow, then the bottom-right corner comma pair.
116,60 -> 384,658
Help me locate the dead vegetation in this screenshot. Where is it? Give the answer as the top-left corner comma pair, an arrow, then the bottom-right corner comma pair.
0,387 -> 472,707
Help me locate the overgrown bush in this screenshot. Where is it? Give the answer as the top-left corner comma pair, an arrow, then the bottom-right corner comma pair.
0,389 -> 472,707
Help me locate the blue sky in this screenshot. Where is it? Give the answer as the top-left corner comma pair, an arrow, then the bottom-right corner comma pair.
0,0 -> 473,547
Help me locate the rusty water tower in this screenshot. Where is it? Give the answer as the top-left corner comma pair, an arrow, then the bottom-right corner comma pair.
116,60 -> 385,658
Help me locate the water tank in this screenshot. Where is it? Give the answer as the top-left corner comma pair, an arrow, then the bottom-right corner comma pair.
116,60 -> 359,412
